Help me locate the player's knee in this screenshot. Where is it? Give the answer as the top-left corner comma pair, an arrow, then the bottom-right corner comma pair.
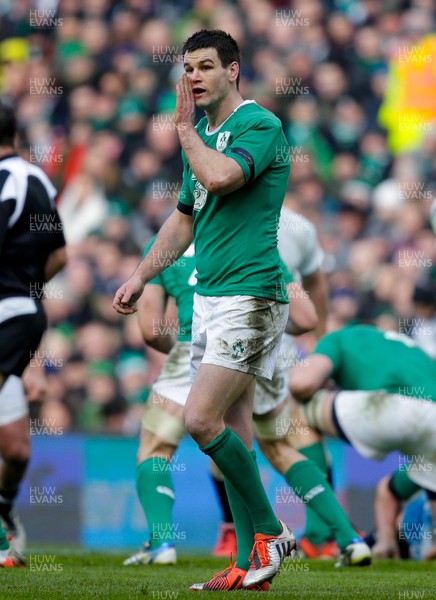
258,437 -> 290,474
137,440 -> 175,464
183,410 -> 210,442
257,438 -> 278,465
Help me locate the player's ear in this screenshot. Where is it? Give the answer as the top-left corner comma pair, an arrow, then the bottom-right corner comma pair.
228,61 -> 239,85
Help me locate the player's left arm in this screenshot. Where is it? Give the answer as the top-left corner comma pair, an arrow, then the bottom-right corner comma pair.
45,246 -> 67,281
175,75 -> 245,196
44,208 -> 67,281
137,283 -> 176,355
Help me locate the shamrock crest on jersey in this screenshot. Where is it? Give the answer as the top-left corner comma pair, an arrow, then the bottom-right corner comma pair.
216,131 -> 231,152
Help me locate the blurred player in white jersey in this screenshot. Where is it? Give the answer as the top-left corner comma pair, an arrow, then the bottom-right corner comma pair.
268,203 -> 339,558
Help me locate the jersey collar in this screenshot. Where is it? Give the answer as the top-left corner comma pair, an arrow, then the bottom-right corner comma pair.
205,100 -> 256,136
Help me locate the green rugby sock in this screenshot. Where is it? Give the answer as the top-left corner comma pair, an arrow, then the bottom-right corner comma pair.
299,442 -> 332,543
223,450 -> 258,570
389,468 -> 421,501
286,460 -> 357,550
136,457 -> 175,550
202,428 -> 280,536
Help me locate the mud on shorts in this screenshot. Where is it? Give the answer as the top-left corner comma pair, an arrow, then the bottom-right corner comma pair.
333,390 -> 436,492
190,293 -> 289,382
253,333 -> 296,415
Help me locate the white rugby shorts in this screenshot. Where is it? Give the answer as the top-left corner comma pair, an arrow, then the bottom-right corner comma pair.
334,391 -> 436,491
190,293 -> 288,382
0,375 -> 28,426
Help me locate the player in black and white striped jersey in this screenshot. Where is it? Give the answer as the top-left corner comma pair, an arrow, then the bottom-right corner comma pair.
0,100 -> 67,568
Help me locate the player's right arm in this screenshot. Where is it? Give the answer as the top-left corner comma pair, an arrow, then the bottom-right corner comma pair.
286,281 -> 318,335
294,215 -> 328,339
113,208 -> 193,315
301,269 -> 328,339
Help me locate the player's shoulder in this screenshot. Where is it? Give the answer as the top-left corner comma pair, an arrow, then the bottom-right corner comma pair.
321,325 -> 360,343
0,155 -> 56,202
2,154 -> 44,180
235,101 -> 283,130
336,324 -> 379,342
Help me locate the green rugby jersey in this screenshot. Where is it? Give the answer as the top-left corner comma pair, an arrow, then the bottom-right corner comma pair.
314,325 -> 436,400
143,237 -> 196,342
178,100 -> 290,303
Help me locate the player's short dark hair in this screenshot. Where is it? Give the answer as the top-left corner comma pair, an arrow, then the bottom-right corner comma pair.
0,100 -> 16,146
182,29 -> 241,89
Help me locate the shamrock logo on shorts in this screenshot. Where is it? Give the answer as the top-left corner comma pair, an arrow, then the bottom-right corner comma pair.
231,340 -> 246,360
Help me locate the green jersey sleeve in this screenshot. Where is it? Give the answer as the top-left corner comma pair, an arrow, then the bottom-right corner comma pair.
313,331 -> 342,371
142,236 -> 164,287
225,117 -> 285,184
178,153 -> 195,210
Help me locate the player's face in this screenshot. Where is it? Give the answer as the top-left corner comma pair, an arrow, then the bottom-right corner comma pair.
183,48 -> 235,110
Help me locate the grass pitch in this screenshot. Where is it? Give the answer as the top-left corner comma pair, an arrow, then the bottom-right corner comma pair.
0,552 -> 434,600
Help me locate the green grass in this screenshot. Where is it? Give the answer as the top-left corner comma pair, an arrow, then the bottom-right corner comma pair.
1,552 -> 435,600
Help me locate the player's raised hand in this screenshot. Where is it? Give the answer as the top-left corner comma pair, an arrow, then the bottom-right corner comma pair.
175,73 -> 195,127
113,274 -> 145,315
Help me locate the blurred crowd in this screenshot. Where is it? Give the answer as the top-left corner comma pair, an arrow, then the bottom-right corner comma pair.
1,0 -> 435,434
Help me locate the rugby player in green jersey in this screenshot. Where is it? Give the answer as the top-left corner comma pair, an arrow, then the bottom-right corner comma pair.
290,325 -> 436,560
114,28 -> 304,589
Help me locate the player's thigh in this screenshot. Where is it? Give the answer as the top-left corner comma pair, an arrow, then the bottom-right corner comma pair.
253,399 -> 307,471
0,418 -> 30,463
253,378 -> 321,447
139,393 -> 185,462
185,362 -> 255,422
139,340 -> 191,461
152,341 -> 191,408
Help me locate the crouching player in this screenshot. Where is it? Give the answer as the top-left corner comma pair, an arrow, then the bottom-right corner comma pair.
290,324 -> 436,558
